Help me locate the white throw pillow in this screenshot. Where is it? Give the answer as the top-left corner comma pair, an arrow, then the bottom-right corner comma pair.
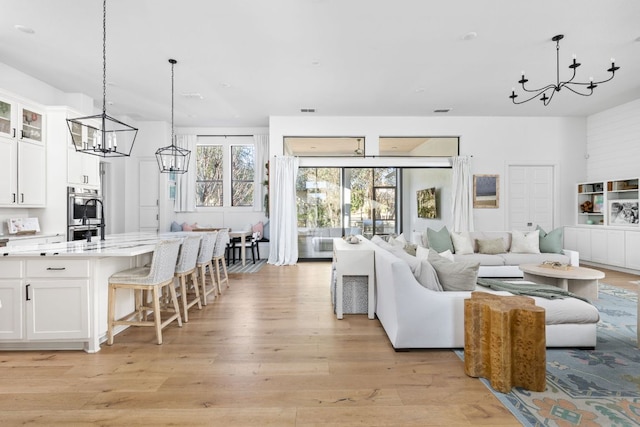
438,249 -> 455,262
416,246 -> 454,262
510,229 -> 541,254
388,233 -> 407,248
450,232 -> 474,255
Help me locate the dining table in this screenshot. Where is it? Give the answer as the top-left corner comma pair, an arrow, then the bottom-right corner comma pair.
193,228 -> 253,266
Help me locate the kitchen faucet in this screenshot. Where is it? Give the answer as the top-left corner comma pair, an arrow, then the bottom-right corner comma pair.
81,198 -> 105,242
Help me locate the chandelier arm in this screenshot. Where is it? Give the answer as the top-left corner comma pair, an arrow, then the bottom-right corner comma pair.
561,85 -> 595,97
542,87 -> 558,106
511,88 -> 554,105
520,83 -> 557,93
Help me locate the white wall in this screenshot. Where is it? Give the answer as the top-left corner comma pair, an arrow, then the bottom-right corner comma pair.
269,115 -> 587,233
403,168 -> 453,233
587,98 -> 640,181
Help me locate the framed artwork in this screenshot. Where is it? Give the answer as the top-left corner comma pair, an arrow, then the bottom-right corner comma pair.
608,200 -> 639,225
593,194 -> 604,213
473,174 -> 499,208
417,187 -> 437,218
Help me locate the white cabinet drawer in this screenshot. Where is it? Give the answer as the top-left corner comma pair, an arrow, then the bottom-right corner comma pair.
0,260 -> 23,278
26,259 -> 90,278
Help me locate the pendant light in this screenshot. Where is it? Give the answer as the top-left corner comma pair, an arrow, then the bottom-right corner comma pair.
155,59 -> 191,174
66,0 -> 138,157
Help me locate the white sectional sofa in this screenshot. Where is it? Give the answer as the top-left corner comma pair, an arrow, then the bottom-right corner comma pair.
412,230 -> 578,278
362,236 -> 600,349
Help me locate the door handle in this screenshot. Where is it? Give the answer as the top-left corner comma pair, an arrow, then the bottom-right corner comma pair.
26,284 -> 31,301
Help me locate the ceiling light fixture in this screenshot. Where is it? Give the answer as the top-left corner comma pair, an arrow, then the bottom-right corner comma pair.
354,138 -> 363,156
510,34 -> 619,106
67,0 -> 138,157
156,59 -> 191,174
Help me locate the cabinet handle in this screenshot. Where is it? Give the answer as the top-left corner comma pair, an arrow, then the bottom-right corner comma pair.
12,193 -> 16,203
20,130 -> 24,139
12,128 -> 16,138
21,193 -> 24,203
46,267 -> 66,271
26,284 -> 31,301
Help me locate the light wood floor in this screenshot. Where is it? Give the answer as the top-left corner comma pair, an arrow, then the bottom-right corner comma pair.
0,262 -> 637,426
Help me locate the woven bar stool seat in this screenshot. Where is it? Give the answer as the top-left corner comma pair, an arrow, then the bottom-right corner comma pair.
174,234 -> 202,322
195,231 -> 218,305
107,239 -> 182,345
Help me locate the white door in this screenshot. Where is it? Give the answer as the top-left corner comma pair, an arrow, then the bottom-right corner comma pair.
508,165 -> 554,231
139,160 -> 159,233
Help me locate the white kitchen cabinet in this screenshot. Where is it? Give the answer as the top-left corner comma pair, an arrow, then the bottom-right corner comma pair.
25,279 -> 89,340
563,226 -> 578,252
0,259 -> 90,345
606,230 -> 626,267
0,260 -> 24,340
0,94 -> 46,207
575,228 -> 592,262
68,148 -> 100,187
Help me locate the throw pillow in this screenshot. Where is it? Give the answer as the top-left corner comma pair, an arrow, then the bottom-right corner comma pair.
170,221 -> 182,232
388,245 -> 421,276
181,222 -> 194,231
476,238 -> 505,254
388,235 -> 406,248
416,246 -> 454,262
252,221 -> 264,239
510,229 -> 540,254
403,243 -> 418,256
537,226 -> 564,254
427,249 -> 479,291
450,232 -> 474,255
415,259 -> 443,292
426,226 -> 454,253
438,249 -> 455,262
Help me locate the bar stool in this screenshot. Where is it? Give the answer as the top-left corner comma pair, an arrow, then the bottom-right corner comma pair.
212,229 -> 230,291
195,231 -> 218,305
174,234 -> 202,322
107,239 -> 182,345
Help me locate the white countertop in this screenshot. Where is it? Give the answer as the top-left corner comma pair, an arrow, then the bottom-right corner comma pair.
0,232 -> 185,258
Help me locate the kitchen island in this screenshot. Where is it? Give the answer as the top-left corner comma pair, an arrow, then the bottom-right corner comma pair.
0,233 -> 183,353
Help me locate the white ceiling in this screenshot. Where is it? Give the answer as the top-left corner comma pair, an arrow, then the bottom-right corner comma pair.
2,0 -> 640,127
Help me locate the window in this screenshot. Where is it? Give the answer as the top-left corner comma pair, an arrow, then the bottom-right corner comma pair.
195,136 -> 257,208
231,145 -> 255,206
196,145 -> 223,207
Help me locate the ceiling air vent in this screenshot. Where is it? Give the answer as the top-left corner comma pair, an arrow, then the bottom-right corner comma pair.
434,108 -> 452,113
300,108 -> 316,113
181,92 -> 204,99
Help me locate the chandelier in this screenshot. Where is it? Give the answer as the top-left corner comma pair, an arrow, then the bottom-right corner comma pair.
509,34 -> 620,105
67,0 -> 138,157
155,59 -> 191,174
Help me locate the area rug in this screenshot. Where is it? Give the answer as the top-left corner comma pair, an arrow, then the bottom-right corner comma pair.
458,284 -> 640,427
226,259 -> 266,274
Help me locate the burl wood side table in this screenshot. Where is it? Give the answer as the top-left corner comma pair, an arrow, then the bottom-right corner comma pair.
464,292 -> 546,393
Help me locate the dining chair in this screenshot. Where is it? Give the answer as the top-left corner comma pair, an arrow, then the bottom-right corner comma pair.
195,231 -> 218,305
212,228 -> 230,291
173,234 -> 202,322
107,239 -> 182,345
231,231 -> 260,264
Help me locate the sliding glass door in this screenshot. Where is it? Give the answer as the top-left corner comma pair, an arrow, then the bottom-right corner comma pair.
297,167 -> 398,259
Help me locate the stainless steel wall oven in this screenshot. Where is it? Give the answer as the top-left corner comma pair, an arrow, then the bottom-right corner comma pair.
67,186 -> 102,241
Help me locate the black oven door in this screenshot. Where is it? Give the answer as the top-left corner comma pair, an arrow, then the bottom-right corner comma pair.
68,187 -> 101,225
68,226 -> 99,241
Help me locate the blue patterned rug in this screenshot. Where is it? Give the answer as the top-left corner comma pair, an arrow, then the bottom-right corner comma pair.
227,259 -> 266,274
458,284 -> 640,426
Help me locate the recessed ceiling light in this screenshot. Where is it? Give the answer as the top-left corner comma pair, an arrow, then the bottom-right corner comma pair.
311,60 -> 321,66
220,82 -> 232,88
14,24 -> 35,34
414,88 -> 426,93
463,31 -> 478,41
434,108 -> 452,113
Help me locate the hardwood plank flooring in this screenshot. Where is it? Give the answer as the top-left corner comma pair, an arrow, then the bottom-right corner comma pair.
0,262 -> 636,426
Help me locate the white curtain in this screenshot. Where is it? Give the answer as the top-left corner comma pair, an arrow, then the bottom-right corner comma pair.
254,134 -> 269,214
267,155 -> 299,266
174,134 -> 197,212
451,156 -> 474,232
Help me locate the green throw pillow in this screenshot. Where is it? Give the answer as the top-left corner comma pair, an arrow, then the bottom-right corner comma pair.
426,226 -> 454,253
537,226 -> 564,254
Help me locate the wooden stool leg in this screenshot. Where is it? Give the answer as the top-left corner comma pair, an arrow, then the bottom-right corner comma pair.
179,276 -> 189,323
168,282 -> 183,328
207,262 -> 217,296
198,265 -> 209,305
107,285 -> 116,345
191,271 -> 202,310
152,286 -> 163,345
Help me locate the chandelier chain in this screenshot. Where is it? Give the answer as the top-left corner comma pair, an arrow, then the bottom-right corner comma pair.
102,0 -> 107,115
171,59 -> 175,145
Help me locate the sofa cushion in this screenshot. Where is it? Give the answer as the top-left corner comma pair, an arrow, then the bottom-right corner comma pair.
453,253 -> 506,266
510,229 -> 540,254
428,249 -> 479,291
476,238 -> 506,254
469,231 -> 512,252
415,259 -> 444,292
450,232 -> 474,255
537,226 -> 564,254
500,252 -> 570,266
426,226 -> 454,253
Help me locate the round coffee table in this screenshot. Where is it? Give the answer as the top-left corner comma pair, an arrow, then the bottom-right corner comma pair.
519,264 -> 605,301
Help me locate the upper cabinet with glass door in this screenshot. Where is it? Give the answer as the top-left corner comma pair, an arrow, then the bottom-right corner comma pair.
0,94 -> 45,144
